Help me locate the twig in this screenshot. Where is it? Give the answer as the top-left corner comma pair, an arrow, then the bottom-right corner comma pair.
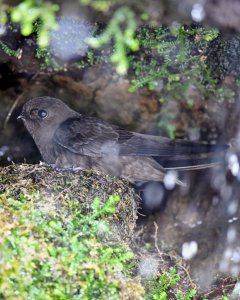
166,249 -> 198,291
153,221 -> 195,289
177,258 -> 198,291
197,277 -> 236,299
153,221 -> 167,271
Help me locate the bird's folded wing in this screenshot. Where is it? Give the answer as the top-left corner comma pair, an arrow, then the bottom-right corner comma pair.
53,116 -> 229,160
53,117 -> 123,157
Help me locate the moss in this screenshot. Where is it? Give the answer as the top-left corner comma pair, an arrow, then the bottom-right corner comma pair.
0,41 -> 22,58
128,25 -> 235,103
0,165 -> 233,299
87,6 -> 139,74
0,2 -> 236,105
0,164 -> 143,299
0,164 -> 139,241
79,0 -> 119,12
144,267 -> 197,300
10,0 -> 59,47
125,24 -> 235,137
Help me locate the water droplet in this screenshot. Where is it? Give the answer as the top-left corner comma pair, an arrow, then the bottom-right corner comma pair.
228,153 -> 239,176
182,241 -> 198,260
227,226 -> 237,242
163,170 -> 178,190
191,3 -> 206,22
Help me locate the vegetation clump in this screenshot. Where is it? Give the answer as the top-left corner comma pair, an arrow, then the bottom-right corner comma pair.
10,0 -> 59,47
0,164 -> 141,299
0,1 -> 236,111
0,165 -> 232,299
128,25 -> 235,102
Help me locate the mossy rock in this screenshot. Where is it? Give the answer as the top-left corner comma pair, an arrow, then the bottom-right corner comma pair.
0,164 -> 143,299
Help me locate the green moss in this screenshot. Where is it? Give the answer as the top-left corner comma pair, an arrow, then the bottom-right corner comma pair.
0,193 -> 142,299
0,40 -> 22,57
0,1 -> 236,104
0,165 -> 143,299
87,6 -> 139,74
79,0 -> 118,12
144,268 -> 197,300
0,165 -> 233,299
129,25 -> 234,104
1,1 -> 237,101
125,25 -> 236,137
10,0 -> 59,47
35,47 -> 62,71
0,3 -> 7,25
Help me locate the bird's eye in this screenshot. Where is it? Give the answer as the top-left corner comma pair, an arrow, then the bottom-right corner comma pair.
29,108 -> 48,119
37,109 -> 48,119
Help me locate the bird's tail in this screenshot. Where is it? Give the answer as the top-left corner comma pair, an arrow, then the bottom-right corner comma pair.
153,144 -> 228,171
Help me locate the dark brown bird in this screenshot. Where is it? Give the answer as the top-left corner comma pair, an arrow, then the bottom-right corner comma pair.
18,96 -> 228,184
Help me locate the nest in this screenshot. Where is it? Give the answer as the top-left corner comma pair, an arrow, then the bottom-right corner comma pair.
0,163 -> 139,242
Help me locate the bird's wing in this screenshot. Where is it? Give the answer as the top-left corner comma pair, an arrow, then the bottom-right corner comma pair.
54,116 -> 229,161
53,116 -> 134,157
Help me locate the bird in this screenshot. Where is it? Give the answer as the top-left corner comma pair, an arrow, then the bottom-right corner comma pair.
18,96 -> 229,184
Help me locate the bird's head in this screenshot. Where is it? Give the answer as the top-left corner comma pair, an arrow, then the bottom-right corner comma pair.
18,96 -> 77,141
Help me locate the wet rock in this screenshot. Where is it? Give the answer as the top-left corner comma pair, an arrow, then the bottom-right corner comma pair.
205,0 -> 240,31
207,35 -> 240,78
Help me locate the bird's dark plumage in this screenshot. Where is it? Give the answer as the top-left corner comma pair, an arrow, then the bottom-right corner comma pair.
19,96 -> 229,183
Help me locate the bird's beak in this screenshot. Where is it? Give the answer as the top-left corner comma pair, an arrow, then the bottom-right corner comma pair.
17,112 -> 26,120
